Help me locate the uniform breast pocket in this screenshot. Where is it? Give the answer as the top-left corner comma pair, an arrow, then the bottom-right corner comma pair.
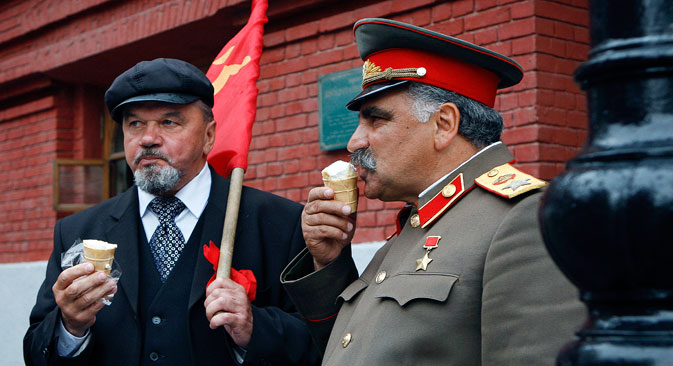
374,272 -> 458,306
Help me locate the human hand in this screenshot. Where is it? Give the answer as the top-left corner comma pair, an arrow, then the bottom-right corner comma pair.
302,186 -> 356,270
53,263 -> 117,337
204,278 -> 253,348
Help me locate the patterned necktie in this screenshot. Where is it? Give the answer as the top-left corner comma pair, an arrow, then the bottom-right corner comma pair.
148,196 -> 187,282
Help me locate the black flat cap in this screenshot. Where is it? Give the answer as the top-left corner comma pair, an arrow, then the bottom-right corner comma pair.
346,18 -> 524,110
105,58 -> 214,122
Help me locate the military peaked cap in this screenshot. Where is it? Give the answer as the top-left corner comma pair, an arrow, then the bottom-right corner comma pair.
346,18 -> 524,110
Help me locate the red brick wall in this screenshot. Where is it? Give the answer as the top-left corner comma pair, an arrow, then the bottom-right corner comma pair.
0,0 -> 590,262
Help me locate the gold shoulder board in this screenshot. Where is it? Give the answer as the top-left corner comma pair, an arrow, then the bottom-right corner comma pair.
474,163 -> 546,199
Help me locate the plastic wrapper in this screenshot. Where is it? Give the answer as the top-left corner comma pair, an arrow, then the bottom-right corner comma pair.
61,239 -> 122,306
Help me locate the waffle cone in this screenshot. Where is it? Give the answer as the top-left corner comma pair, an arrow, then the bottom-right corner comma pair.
323,176 -> 358,213
83,240 -> 117,275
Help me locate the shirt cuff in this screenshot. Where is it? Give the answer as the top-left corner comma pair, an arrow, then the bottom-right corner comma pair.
56,319 -> 91,357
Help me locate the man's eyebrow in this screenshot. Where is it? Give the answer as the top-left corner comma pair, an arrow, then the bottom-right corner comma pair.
124,110 -> 185,120
360,105 -> 394,120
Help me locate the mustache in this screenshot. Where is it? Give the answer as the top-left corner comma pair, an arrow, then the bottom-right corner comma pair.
350,147 -> 376,171
133,149 -> 172,165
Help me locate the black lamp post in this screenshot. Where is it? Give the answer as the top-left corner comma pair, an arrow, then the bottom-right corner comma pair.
539,0 -> 673,364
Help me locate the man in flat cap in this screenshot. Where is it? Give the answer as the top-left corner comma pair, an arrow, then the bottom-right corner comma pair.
24,58 -> 318,365
281,18 -> 585,365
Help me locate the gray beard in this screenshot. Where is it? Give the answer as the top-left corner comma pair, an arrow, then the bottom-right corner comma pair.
133,149 -> 182,195
134,164 -> 181,195
350,147 -> 377,171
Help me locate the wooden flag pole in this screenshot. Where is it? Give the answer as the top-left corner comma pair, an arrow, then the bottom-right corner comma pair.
216,167 -> 245,279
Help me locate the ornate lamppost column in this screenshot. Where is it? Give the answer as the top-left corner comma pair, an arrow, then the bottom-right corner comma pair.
539,0 -> 673,364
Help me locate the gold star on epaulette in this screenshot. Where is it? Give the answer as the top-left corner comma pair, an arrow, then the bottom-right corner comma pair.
474,163 -> 546,198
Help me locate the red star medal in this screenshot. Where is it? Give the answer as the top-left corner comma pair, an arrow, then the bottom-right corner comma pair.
416,236 -> 441,271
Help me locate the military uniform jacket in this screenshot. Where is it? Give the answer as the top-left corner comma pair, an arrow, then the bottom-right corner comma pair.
282,143 -> 585,366
24,167 -> 319,366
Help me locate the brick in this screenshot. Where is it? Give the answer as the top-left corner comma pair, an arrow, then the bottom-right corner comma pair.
278,173 -> 309,189
335,29 -> 354,47
535,17 -> 555,37
352,227 -> 386,243
536,1 -> 589,27
353,1 -> 393,20
376,209 -> 398,226
566,42 -> 590,61
510,1 -> 534,19
429,19 -> 464,37
391,0 -> 434,13
286,42 -> 301,59
476,0 -> 498,11
498,17 -> 535,40
538,106 -> 567,126
501,124 -> 539,145
473,27 -> 498,45
286,21 -> 319,42
431,3 -> 452,22
453,0 -> 474,17
276,114 -> 308,131
277,85 -> 308,103
465,7 -> 510,31
319,12 -> 356,33
318,34 -> 335,51
512,34 -> 535,54
301,38 -> 318,55
308,49 -> 343,68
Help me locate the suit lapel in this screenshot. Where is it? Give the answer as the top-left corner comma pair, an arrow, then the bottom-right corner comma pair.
188,168 -> 230,309
106,188 -> 140,316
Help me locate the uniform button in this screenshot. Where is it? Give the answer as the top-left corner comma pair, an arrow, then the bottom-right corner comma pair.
375,271 -> 387,284
410,214 -> 420,228
149,352 -> 159,361
442,183 -> 457,198
341,332 -> 352,348
152,316 -> 162,325
42,347 -> 50,357
488,168 -> 499,177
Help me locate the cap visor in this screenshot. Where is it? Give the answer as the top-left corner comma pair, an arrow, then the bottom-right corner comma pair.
111,93 -> 200,121
345,80 -> 409,111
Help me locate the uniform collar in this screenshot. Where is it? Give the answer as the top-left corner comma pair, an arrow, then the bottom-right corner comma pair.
413,142 -> 514,229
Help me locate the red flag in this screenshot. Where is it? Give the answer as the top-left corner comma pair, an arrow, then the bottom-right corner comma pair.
206,0 -> 268,177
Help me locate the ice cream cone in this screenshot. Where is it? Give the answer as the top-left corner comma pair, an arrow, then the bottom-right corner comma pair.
83,239 -> 117,275
322,161 -> 358,213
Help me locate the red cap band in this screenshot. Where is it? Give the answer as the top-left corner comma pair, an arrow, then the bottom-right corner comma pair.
365,48 -> 500,107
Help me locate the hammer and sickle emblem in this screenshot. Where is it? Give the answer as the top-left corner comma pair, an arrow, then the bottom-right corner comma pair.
211,46 -> 252,94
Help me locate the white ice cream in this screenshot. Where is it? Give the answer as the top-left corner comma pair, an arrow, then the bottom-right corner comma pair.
83,239 -> 117,250
322,160 -> 357,180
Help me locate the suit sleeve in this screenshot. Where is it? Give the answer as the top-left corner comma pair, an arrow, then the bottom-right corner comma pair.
281,245 -> 359,355
480,193 -> 586,366
23,220 -> 92,366
242,209 -> 322,365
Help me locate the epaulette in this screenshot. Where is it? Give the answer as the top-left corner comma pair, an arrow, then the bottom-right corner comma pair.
474,163 -> 546,198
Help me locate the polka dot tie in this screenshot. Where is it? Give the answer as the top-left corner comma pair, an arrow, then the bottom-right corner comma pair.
148,196 -> 186,282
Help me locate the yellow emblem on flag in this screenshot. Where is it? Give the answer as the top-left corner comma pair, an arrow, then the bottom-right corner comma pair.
474,163 -> 546,198
211,46 -> 252,94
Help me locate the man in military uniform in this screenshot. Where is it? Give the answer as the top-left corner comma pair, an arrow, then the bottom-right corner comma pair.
281,18 -> 585,365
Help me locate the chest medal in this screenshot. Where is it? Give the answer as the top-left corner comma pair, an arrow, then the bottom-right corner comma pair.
416,236 -> 440,271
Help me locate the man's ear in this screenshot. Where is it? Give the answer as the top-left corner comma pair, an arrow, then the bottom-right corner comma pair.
434,102 -> 460,151
203,120 -> 217,155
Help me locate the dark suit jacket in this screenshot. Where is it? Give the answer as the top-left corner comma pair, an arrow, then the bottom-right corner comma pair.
24,167 -> 319,365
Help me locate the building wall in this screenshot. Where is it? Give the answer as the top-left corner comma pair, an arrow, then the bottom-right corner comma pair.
0,0 -> 590,263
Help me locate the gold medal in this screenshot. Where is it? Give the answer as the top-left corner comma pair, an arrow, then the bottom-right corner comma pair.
416,236 -> 440,271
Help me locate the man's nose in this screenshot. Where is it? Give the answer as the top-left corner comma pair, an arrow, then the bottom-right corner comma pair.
139,122 -> 161,147
347,124 -> 369,153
